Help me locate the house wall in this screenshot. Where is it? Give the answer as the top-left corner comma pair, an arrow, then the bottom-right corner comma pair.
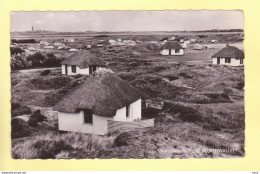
58,99 -> 142,135
113,99 -> 142,121
58,110 -> 112,135
61,64 -> 89,75
61,64 -> 106,75
212,57 -> 244,66
160,49 -> 184,56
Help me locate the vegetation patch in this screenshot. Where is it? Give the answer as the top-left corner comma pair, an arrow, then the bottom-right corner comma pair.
11,102 -> 32,117
11,118 -> 32,139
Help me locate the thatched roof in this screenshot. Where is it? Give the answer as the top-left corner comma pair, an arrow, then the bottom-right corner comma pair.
54,75 -> 141,117
61,50 -> 105,68
212,46 -> 244,59
160,41 -> 183,50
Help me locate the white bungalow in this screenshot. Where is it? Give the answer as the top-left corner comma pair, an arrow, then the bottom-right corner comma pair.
68,48 -> 78,52
160,41 -> 184,56
54,75 -> 142,135
211,45 -> 244,66
61,50 -> 106,75
27,47 -> 36,51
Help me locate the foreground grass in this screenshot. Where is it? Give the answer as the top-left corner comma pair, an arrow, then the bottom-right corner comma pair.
12,132 -> 115,159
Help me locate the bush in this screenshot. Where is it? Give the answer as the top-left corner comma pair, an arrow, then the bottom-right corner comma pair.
236,81 -> 244,90
33,139 -> 72,159
44,53 -> 63,67
11,102 -> 32,117
11,117 -> 32,139
27,52 -> 46,67
114,132 -> 129,147
40,70 -> 51,76
11,54 -> 31,70
164,102 -> 202,123
178,72 -> 193,79
10,47 -> 24,56
164,75 -> 179,81
28,110 -> 46,127
142,107 -> 160,119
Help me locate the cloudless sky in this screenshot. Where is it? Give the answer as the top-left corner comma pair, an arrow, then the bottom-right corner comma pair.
10,10 -> 244,32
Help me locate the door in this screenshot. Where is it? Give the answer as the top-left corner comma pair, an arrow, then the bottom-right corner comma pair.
169,49 -> 171,55
89,66 -> 97,74
93,66 -> 97,73
217,57 -> 220,64
65,65 -> 68,75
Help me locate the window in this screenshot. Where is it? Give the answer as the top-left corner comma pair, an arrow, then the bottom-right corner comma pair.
84,109 -> 93,124
175,49 -> 180,53
225,58 -> 231,63
126,105 -> 130,118
71,65 -> 76,73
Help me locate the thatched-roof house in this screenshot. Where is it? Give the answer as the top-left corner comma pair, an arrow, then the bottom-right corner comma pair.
61,50 -> 106,75
54,75 -> 142,135
160,41 -> 184,56
211,45 -> 244,66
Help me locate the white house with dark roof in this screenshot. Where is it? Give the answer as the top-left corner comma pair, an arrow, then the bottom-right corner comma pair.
212,45 -> 244,66
54,75 -> 144,135
60,50 -> 106,75
160,41 -> 184,56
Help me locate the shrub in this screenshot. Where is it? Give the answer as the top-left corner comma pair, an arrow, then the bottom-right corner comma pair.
40,70 -> 51,76
11,54 -> 31,70
11,117 -> 32,139
144,75 -> 162,84
33,139 -> 72,159
163,102 -> 202,123
114,132 -> 129,147
236,81 -> 244,90
44,53 -> 62,67
178,72 -> 193,79
142,107 -> 160,119
164,75 -> 179,81
11,102 -> 32,117
28,110 -> 46,127
27,52 -> 46,67
10,47 -> 24,56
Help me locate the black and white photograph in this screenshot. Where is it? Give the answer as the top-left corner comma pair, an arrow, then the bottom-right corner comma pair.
10,10 -> 245,159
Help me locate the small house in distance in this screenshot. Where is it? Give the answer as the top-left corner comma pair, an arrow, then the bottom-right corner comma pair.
54,75 -> 153,135
61,50 -> 106,75
160,41 -> 184,56
211,45 -> 244,66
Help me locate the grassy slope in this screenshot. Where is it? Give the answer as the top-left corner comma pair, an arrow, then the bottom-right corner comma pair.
11,44 -> 244,159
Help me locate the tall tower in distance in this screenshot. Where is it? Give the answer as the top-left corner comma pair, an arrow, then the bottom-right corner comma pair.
32,26 -> 34,31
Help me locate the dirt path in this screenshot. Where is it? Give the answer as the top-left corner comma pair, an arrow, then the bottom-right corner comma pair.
18,67 -> 60,74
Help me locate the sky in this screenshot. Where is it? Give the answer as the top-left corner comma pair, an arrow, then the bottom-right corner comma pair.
10,10 -> 244,32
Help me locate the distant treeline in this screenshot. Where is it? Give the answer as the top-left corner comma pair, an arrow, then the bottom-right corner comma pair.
192,29 -> 244,33
11,39 -> 36,43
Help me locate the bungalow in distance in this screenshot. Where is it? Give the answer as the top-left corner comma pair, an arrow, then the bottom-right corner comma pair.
211,45 -> 244,66
160,41 -> 184,56
60,50 -> 106,75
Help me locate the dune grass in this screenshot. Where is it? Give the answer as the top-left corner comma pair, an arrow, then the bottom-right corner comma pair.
12,132 -> 116,159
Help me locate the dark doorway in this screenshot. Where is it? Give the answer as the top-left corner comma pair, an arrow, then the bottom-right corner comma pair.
169,49 -> 171,55
217,57 -> 220,64
65,65 -> 68,75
